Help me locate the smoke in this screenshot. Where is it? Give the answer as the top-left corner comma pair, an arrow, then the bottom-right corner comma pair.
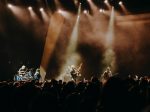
45,7 -> 150,79
57,52 -> 81,81
102,48 -> 116,71
102,7 -> 117,73
114,13 -> 150,75
56,4 -> 81,81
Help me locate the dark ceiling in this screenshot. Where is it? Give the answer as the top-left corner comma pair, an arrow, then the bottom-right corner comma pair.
1,0 -> 150,14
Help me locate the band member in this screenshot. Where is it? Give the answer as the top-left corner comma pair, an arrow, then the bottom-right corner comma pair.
69,63 -> 82,82
27,68 -> 34,77
34,68 -> 41,81
101,66 -> 112,84
24,68 -> 34,80
18,65 -> 28,76
103,66 -> 112,78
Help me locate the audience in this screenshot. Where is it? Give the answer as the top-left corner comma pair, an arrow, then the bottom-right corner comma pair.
0,75 -> 149,112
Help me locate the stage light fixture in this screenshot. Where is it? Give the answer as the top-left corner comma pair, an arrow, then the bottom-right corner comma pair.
7,4 -> 12,8
83,10 -> 88,14
58,9 -> 62,14
104,0 -> 108,4
40,8 -> 44,12
99,9 -> 103,13
119,1 -> 123,5
28,6 -> 32,10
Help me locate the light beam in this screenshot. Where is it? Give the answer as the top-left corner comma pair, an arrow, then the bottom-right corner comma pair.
87,0 -> 98,14
40,7 -> 49,22
106,7 -> 115,45
119,1 -> 129,15
102,7 -> 116,73
104,0 -> 111,10
57,9 -> 72,19
7,4 -> 30,23
57,4 -> 82,81
40,12 -> 65,82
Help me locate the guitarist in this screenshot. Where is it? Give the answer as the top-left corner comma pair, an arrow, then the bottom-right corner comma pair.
70,63 -> 82,82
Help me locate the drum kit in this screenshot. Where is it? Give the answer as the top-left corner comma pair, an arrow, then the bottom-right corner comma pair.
14,65 -> 40,81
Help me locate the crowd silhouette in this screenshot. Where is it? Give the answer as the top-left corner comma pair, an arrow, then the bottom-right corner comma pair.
0,74 -> 149,112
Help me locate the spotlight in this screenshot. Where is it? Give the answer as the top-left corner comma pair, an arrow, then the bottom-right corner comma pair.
40,8 -> 44,12
28,6 -> 32,10
119,1 -> 123,5
83,10 -> 88,14
77,15 -> 80,19
99,9 -> 103,13
58,9 -> 62,13
118,1 -> 128,14
7,4 -> 12,8
104,0 -> 108,4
